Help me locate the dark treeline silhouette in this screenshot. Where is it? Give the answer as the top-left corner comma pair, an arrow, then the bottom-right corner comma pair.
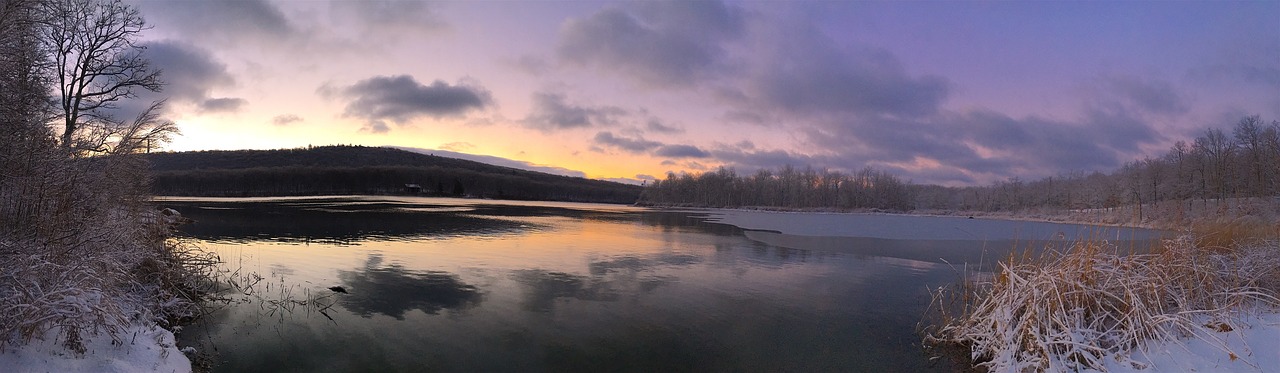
640,115 -> 1277,216
638,166 -> 914,211
914,115 -> 1280,217
145,145 -> 642,204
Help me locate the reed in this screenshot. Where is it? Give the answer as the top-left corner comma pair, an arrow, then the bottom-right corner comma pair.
925,236 -> 1280,372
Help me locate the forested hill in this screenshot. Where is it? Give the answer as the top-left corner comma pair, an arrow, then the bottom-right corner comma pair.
144,145 -> 643,204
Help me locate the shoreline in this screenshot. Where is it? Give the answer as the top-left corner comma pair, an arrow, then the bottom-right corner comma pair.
681,206 -> 1280,373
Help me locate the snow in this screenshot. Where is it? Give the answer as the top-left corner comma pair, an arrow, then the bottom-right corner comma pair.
0,324 -> 191,373
697,208 -> 1280,373
1095,313 -> 1280,373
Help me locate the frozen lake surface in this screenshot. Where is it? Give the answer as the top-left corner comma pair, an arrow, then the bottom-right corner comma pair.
161,196 -> 1164,372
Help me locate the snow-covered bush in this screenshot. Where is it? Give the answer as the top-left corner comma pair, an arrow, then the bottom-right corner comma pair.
0,152 -> 219,353
925,237 -> 1280,372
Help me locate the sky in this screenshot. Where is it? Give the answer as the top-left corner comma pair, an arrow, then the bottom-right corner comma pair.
125,0 -> 1280,186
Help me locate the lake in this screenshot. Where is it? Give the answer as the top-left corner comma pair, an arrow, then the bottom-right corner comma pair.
162,196 -> 1164,372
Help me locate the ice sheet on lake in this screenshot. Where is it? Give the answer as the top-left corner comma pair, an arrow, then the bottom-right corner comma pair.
699,210 -> 1162,241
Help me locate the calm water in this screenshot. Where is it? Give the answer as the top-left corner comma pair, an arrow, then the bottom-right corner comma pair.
162,196 -> 1161,372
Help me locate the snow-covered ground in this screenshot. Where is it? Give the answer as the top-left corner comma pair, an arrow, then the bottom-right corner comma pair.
699,208 -> 1280,373
1096,313 -> 1280,373
0,324 -> 191,373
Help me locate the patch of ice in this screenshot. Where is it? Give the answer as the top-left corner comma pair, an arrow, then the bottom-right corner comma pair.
699,209 -> 1162,241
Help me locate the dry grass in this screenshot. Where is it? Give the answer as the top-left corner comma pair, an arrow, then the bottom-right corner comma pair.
925,236 -> 1280,372
0,210 -> 219,353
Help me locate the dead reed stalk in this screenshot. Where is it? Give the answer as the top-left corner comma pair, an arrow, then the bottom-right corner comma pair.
926,236 -> 1280,372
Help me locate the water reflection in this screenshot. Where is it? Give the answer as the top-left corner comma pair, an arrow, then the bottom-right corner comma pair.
169,197 -> 1170,372
167,199 -> 542,244
512,270 -> 621,312
337,254 -> 481,319
587,253 -> 702,275
741,230 -> 1159,272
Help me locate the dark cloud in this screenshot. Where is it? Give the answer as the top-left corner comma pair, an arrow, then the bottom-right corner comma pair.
1193,37 -> 1280,90
746,27 -> 950,119
271,114 -> 303,126
199,97 -> 246,113
779,107 -> 1162,184
645,119 -> 683,134
328,75 -> 492,131
593,131 -> 662,153
331,0 -> 446,31
143,0 -> 296,44
365,121 -> 391,134
523,92 -> 627,131
710,148 -> 815,171
1104,75 -> 1188,115
655,144 -> 710,158
557,0 -> 746,86
145,41 -> 236,102
102,40 -> 244,120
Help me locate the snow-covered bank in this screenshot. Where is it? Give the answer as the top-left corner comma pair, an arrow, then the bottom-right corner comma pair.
1095,313 -> 1280,373
0,324 -> 191,373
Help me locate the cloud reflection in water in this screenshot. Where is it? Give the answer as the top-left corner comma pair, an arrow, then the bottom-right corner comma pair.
337,254 -> 482,319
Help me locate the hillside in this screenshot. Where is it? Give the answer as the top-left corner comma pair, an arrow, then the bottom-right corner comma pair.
144,145 -> 642,204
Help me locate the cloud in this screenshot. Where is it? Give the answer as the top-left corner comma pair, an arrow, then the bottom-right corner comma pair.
710,147 -> 815,171
743,25 -> 950,119
364,121 -> 391,134
523,91 -> 627,131
645,118 -> 683,134
199,97 -> 247,113
507,55 -> 552,76
102,40 -> 244,120
330,0 -> 447,31
655,144 -> 710,158
593,131 -> 662,153
557,0 -> 746,86
1101,75 -> 1188,115
146,41 -> 236,102
271,114 -> 303,126
143,0 -> 296,45
775,106 -> 1163,184
438,142 -> 475,151
327,75 -> 493,131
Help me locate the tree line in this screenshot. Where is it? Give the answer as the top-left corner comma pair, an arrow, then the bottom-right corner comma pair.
146,146 -> 644,204
641,115 -> 1277,215
638,166 -> 914,211
915,116 -> 1280,215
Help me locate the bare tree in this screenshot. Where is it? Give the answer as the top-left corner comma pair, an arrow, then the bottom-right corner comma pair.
1233,115 -> 1267,196
40,0 -> 161,151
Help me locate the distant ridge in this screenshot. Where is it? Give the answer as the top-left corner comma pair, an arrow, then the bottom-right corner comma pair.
144,145 -> 642,204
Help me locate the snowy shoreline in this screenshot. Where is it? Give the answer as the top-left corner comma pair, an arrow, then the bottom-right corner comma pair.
0,324 -> 191,373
